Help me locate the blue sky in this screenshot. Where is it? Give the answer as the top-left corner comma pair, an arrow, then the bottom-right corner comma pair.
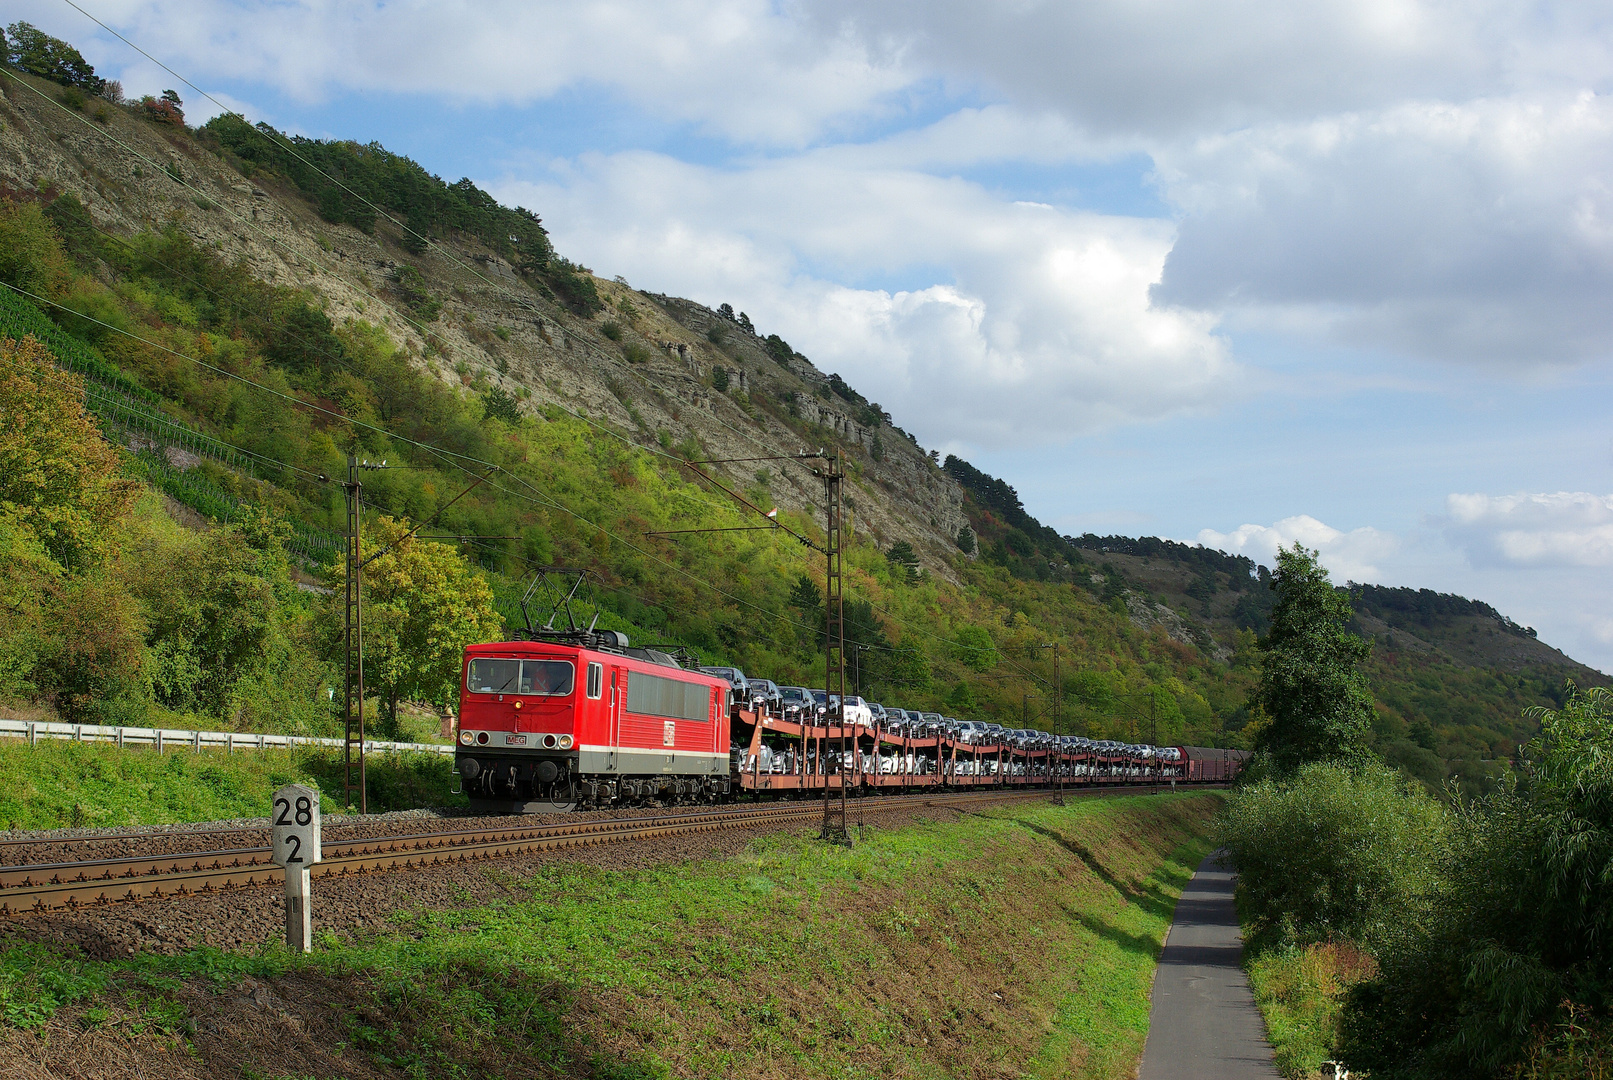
19,0 -> 1613,670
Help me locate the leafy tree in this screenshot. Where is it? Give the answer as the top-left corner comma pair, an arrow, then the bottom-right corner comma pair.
0,202 -> 74,300
125,515 -> 283,718
392,265 -> 441,321
1254,544 -> 1374,772
881,644 -> 931,692
0,519 -> 56,701
946,681 -> 977,710
43,192 -> 99,266
4,22 -> 105,92
138,90 -> 185,127
952,625 -> 998,673
1216,761 -> 1449,951
266,298 -> 347,377
763,334 -> 793,365
40,574 -> 148,723
1068,670 -> 1114,710
0,336 -> 138,571
352,517 -> 502,733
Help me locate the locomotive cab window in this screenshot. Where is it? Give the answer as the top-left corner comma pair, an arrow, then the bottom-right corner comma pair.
467,658 -> 574,696
467,658 -> 520,694
586,662 -> 603,700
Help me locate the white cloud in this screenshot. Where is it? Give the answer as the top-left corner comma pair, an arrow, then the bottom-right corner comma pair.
44,0 -> 1613,372
1444,491 -> 1613,568
38,0 -> 910,146
811,0 -> 1613,137
492,149 -> 1234,449
1153,94 -> 1613,365
1196,515 -> 1399,582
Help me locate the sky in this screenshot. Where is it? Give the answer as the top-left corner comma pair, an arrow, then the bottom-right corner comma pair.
17,0 -> 1613,671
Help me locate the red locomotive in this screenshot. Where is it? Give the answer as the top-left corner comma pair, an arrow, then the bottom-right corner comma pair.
455,629 -> 732,812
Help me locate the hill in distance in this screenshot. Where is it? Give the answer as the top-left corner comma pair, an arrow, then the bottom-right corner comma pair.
0,36 -> 1602,795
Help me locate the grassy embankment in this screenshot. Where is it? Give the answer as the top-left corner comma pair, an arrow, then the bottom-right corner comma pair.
1245,944 -> 1374,1079
0,738 -> 463,829
0,792 -> 1219,1079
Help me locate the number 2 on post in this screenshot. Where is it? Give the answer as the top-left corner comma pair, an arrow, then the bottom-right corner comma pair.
285,834 -> 302,863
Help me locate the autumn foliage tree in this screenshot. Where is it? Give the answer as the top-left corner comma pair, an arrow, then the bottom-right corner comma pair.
347,517 -> 502,735
0,336 -> 138,572
0,336 -> 143,716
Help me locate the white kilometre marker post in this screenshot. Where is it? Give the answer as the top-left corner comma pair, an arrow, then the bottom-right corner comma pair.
270,784 -> 321,952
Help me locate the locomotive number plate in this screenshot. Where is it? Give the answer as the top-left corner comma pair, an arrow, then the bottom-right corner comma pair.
662,721 -> 675,747
504,734 -> 527,746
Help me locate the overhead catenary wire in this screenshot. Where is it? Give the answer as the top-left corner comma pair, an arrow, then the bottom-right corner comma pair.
58,0 -> 900,502
11,35 -> 1045,688
57,0 -> 756,466
0,279 -> 825,640
6,55 -> 805,545
0,328 -> 329,484
15,33 -> 1012,673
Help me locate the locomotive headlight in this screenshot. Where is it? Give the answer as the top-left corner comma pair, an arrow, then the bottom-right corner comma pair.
459,730 -> 474,746
558,735 -> 573,749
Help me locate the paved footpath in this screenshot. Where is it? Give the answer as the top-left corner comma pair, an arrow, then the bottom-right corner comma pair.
1138,853 -> 1282,1079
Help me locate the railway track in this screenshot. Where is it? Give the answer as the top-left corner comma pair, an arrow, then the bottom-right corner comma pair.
0,787 -> 1121,917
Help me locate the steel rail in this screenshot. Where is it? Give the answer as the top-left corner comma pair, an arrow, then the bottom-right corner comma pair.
0,788 -> 1085,916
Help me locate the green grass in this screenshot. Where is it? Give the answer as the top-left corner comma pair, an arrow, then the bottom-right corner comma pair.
0,792 -> 1221,1079
1245,942 -> 1375,1078
0,739 -> 464,829
1029,835 -> 1207,1078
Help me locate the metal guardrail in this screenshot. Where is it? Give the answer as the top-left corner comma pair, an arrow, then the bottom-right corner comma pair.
0,719 -> 454,756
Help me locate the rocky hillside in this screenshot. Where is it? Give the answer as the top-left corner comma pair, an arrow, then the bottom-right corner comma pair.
0,66 -> 970,574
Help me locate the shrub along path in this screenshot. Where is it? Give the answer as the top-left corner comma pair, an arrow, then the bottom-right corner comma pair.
1138,853 -> 1281,1079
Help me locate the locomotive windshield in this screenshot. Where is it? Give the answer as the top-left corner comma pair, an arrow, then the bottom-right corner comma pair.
467,658 -> 575,696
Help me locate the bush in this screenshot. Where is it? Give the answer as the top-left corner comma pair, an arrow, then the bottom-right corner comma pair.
600,319 -> 623,341
138,90 -> 185,127
1340,686 -> 1613,1078
1215,761 -> 1448,950
392,264 -> 441,322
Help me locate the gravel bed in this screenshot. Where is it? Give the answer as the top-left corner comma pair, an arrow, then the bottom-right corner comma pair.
0,802 -> 821,868
0,801 -> 967,959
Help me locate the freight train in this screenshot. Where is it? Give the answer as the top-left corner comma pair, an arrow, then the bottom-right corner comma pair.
454,629 -> 1249,812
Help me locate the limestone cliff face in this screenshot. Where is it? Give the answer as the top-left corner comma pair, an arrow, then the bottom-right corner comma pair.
0,71 -> 970,576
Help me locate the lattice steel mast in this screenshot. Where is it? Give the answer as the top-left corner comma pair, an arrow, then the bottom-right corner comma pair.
820,453 -> 851,844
